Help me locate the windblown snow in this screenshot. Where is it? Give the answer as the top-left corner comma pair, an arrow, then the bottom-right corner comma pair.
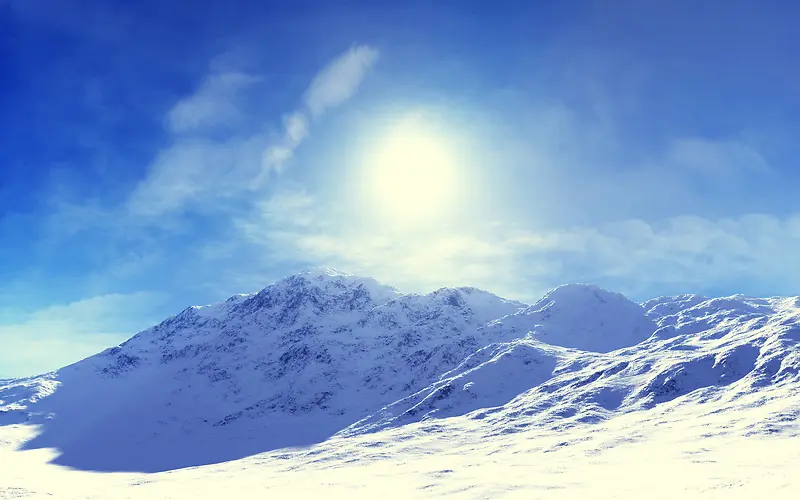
1,270 -> 798,498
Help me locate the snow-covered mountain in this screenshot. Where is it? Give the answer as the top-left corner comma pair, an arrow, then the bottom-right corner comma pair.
1,270 -> 799,481
0,270 -> 525,471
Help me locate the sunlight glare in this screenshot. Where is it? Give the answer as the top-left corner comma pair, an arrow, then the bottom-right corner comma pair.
364,116 -> 459,225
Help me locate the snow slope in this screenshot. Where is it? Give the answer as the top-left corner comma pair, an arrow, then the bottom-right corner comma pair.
1,271 -> 799,498
342,289 -> 800,436
1,365 -> 799,499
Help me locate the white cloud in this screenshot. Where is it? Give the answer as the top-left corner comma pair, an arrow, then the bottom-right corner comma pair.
231,189 -> 560,300
128,45 -> 379,216
258,112 -> 309,178
256,45 -> 379,182
128,136 -> 264,217
166,72 -> 260,133
0,292 -> 166,378
250,188 -> 314,227
232,189 -> 800,302
305,45 -> 380,118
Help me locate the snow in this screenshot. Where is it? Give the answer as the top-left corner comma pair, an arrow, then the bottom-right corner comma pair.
486,284 -> 657,352
1,393 -> 799,499
1,270 -> 799,498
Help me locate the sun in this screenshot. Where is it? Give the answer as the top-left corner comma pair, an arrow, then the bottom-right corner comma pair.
364,116 -> 459,225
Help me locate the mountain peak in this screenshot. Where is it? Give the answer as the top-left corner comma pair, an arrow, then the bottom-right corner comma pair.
227,270 -> 402,324
275,269 -> 402,305
489,283 -> 656,353
533,283 -> 629,309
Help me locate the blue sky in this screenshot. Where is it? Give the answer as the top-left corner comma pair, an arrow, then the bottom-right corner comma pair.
2,0 -> 800,377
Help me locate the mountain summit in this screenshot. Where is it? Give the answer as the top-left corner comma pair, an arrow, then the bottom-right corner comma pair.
485,284 -> 657,352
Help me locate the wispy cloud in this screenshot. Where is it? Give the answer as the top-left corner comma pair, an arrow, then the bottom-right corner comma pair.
127,45 -> 379,217
128,136 -> 265,217
231,188 -> 800,302
668,138 -> 770,175
258,112 -> 309,178
247,187 -> 315,228
0,292 -> 166,378
166,72 -> 260,134
305,45 -> 380,118
257,45 -> 379,180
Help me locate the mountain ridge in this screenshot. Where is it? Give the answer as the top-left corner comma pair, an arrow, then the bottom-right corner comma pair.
1,270 -> 798,473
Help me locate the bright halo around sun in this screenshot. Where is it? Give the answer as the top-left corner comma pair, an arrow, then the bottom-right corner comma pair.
364,115 -> 459,226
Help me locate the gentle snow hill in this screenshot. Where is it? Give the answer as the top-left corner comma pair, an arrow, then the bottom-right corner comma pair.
1,271 -> 799,477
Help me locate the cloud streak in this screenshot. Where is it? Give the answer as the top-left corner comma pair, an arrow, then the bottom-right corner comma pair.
258,45 -> 379,181
166,72 -> 260,134
305,45 -> 380,118
128,45 -> 379,217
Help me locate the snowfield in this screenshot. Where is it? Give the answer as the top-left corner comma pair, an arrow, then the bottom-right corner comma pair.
1,270 -> 799,498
